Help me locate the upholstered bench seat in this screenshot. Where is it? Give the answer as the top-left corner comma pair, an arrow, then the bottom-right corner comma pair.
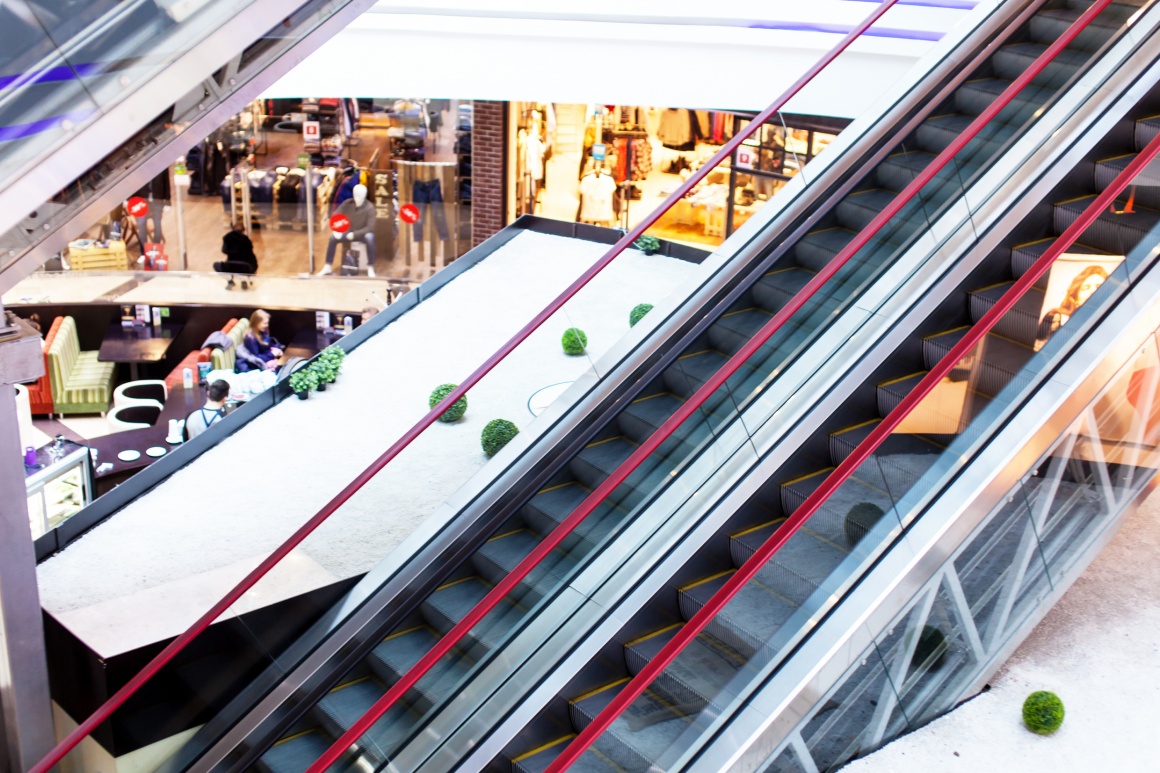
48,317 -> 115,415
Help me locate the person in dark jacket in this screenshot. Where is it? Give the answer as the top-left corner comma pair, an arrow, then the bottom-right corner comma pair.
236,309 -> 283,372
215,220 -> 258,275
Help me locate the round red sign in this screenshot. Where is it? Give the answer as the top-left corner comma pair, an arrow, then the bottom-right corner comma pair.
399,203 -> 420,224
127,196 -> 149,217
329,213 -> 351,233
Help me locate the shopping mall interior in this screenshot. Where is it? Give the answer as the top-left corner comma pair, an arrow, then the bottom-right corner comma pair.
2,1 -> 1160,773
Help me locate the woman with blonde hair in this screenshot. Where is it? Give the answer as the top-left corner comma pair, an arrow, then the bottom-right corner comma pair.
1037,265 -> 1109,344
236,309 -> 284,371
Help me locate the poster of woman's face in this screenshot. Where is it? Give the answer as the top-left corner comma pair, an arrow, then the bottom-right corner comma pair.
1035,253 -> 1122,347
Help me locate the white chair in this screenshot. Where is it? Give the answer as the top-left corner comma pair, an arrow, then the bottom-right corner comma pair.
113,379 -> 167,410
107,403 -> 162,433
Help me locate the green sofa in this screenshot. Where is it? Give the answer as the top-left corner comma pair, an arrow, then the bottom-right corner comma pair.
210,318 -> 250,371
47,316 -> 115,416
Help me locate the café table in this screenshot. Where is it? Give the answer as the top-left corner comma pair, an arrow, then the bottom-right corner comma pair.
87,383 -> 202,494
285,327 -> 346,361
98,322 -> 185,380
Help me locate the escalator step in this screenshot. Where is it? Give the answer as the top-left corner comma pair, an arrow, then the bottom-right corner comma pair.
617,392 -> 684,443
313,678 -> 412,765
367,626 -> 472,715
877,371 -> 927,416
752,266 -> 815,312
679,571 -> 798,656
830,421 -> 945,497
1029,9 -> 1125,52
1054,195 -> 1160,253
625,625 -> 743,711
521,482 -> 622,552
419,576 -> 524,653
991,42 -> 1088,82
708,307 -> 774,355
836,188 -> 897,232
914,113 -> 972,154
511,735 -> 621,773
781,470 -> 891,550
968,282 -> 1047,347
569,680 -> 691,769
1135,115 -> 1160,151
730,518 -> 787,566
256,729 -> 334,773
795,227 -> 855,273
1010,237 -> 1110,280
1095,154 -> 1160,210
924,327 -> 1034,397
915,113 -> 1018,162
663,348 -> 730,398
875,150 -> 936,192
473,528 -> 578,604
954,78 -> 1014,117
570,436 -> 637,489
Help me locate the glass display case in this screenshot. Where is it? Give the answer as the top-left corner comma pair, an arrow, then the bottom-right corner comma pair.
24,439 -> 92,540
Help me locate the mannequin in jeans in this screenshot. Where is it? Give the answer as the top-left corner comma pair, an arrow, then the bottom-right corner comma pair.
318,183 -> 376,276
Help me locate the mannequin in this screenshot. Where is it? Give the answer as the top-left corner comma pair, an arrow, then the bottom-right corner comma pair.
318,183 -> 376,275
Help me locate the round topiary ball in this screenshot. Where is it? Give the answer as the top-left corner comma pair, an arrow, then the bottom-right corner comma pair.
844,502 -> 886,547
429,383 -> 467,422
629,303 -> 654,328
481,418 -> 520,457
1023,690 -> 1065,735
562,327 -> 588,356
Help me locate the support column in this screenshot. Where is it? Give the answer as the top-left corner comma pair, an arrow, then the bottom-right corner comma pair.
471,100 -> 508,247
0,304 -> 54,773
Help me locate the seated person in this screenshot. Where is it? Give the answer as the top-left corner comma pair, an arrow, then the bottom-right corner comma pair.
361,305 -> 378,326
186,379 -> 229,439
214,220 -> 258,274
236,309 -> 284,372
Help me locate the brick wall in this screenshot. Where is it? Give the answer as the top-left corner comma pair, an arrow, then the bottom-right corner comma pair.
471,100 -> 507,247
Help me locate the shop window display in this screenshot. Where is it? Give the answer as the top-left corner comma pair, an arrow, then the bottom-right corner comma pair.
509,102 -> 847,248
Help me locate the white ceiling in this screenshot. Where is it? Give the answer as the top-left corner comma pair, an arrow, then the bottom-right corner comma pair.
264,0 -> 979,117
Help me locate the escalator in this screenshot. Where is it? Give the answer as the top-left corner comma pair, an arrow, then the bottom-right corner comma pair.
188,3 -> 1160,772
498,39 -> 1160,773
0,0 -> 375,293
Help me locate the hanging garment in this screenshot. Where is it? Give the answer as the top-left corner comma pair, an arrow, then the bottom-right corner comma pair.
579,173 -> 618,222
521,132 -> 546,181
657,109 -> 695,150
412,178 -> 450,241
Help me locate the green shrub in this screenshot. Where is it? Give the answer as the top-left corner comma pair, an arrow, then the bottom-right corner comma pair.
289,368 -> 318,394
910,625 -> 947,672
629,303 -> 654,328
634,235 -> 660,254
562,328 -> 588,356
481,419 -> 520,457
429,383 -> 467,422
844,502 -> 886,547
1023,691 -> 1065,735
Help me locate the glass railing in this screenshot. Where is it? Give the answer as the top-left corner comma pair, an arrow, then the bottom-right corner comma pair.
0,0 -> 366,287
301,2 -> 1153,770
30,4 -> 910,772
551,56 -> 1160,773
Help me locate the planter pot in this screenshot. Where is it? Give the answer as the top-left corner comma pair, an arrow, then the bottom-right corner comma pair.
295,390 -> 309,400
317,381 -> 327,392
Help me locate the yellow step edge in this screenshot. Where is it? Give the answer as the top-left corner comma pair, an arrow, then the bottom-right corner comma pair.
538,481 -> 580,494
435,576 -> 481,591
330,675 -> 373,692
832,418 -> 880,436
511,735 -> 577,763
632,392 -> 674,404
925,325 -> 972,340
722,307 -> 769,318
878,371 -> 927,388
1056,193 -> 1098,206
382,625 -> 428,642
487,528 -> 529,542
1097,152 -> 1136,163
766,265 -> 815,276
272,729 -> 323,746
971,280 -> 1016,293
781,468 -> 834,487
681,570 -> 735,592
585,436 -> 626,449
626,623 -> 684,648
678,349 -> 715,359
572,677 -> 631,704
732,518 -> 787,539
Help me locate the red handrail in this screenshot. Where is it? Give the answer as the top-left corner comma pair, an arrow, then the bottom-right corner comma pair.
549,15 -> 1152,773
28,4 -> 902,772
305,1 -> 1114,770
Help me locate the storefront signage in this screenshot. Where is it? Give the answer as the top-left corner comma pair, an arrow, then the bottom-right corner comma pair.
127,196 -> 149,217
329,213 -> 351,233
303,120 -> 320,143
296,152 -> 311,169
400,203 -> 420,224
592,143 -> 607,162
736,146 -> 756,170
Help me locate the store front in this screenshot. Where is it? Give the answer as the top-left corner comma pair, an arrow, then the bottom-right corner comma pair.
506,102 -> 849,248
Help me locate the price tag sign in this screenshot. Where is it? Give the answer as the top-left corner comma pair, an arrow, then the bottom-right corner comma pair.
127,196 -> 149,217
592,143 -> 606,162
329,213 -> 351,233
399,203 -> 420,224
303,121 -> 320,142
736,146 -> 756,170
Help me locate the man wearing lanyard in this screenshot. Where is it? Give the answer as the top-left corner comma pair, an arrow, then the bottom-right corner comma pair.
186,380 -> 230,440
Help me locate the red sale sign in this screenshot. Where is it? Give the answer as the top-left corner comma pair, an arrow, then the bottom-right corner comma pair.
399,203 -> 420,224
329,213 -> 351,233
127,196 -> 149,217
736,146 -> 756,170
